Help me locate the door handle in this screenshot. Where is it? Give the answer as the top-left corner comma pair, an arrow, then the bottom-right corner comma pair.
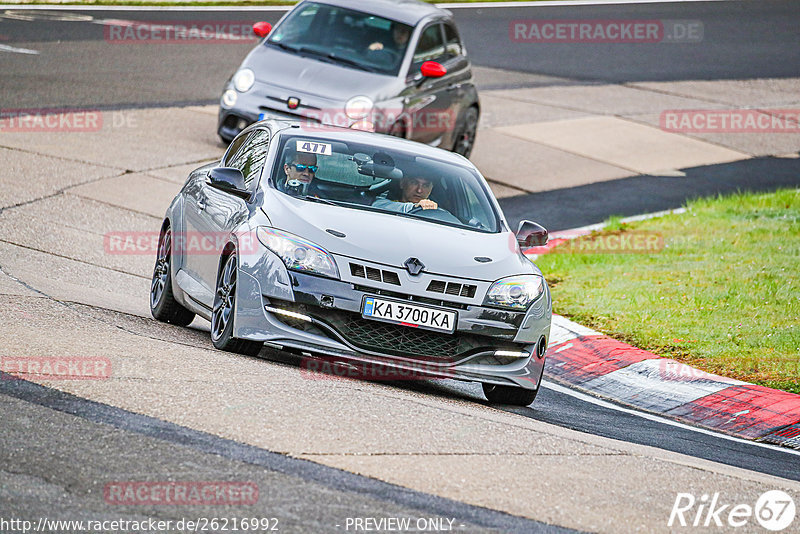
197,197 -> 207,211
447,84 -> 461,92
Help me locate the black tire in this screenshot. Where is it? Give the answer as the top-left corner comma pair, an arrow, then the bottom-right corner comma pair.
482,383 -> 539,406
452,106 -> 478,159
150,226 -> 196,326
210,250 -> 263,356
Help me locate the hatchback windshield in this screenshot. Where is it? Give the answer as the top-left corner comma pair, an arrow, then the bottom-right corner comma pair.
271,134 -> 500,233
267,2 -> 412,76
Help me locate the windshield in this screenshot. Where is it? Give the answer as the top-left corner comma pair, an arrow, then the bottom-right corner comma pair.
267,2 -> 412,76
270,134 -> 500,233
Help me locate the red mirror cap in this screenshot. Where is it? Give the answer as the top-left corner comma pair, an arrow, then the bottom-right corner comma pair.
253,22 -> 272,38
420,61 -> 447,78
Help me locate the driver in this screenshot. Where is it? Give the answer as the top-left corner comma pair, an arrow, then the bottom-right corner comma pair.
282,150 -> 318,196
372,176 -> 438,213
368,24 -> 411,52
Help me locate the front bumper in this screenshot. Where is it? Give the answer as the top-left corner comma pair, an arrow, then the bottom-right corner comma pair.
234,252 -> 551,390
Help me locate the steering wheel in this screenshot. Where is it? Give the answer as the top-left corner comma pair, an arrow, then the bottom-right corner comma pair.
408,206 -> 462,225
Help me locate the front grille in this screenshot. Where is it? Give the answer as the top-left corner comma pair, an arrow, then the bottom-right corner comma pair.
270,303 -> 518,361
349,263 -> 401,286
427,279 -> 477,298
351,284 -> 468,310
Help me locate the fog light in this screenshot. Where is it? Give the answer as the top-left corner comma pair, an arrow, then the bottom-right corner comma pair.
236,118 -> 248,131
222,89 -> 237,107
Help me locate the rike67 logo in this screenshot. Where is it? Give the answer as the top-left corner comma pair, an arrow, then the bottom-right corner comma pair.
669,490 -> 796,531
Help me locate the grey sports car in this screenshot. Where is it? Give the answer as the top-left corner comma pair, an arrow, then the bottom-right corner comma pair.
218,0 -> 480,158
151,121 -> 551,406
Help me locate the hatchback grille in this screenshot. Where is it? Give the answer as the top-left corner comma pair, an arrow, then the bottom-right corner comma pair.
427,280 -> 477,298
350,263 -> 401,286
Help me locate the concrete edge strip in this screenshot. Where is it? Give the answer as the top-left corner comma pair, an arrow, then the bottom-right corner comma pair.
0,372 -> 580,534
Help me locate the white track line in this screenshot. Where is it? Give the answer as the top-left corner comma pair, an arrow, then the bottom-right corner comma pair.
0,43 -> 38,54
543,380 -> 800,457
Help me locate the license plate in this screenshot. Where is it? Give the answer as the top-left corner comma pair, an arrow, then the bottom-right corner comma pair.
362,297 -> 456,334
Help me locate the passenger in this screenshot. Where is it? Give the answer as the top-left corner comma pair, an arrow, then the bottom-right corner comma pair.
372,176 -> 438,213
282,150 -> 318,196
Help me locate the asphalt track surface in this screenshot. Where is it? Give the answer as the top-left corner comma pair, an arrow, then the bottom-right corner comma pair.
2,1 -> 800,528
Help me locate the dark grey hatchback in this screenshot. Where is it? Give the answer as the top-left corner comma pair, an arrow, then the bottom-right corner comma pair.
218,0 -> 480,158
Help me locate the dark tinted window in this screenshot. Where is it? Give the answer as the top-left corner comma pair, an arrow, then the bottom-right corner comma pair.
443,23 -> 463,58
412,24 -> 445,68
267,2 -> 411,75
228,129 -> 271,187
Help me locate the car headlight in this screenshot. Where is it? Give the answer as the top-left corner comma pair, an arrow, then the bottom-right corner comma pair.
222,89 -> 237,107
484,275 -> 544,310
345,95 -> 373,120
256,227 -> 339,279
233,69 -> 255,92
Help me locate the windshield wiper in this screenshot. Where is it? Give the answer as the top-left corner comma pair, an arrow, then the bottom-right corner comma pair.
326,53 -> 378,73
268,41 -> 300,53
302,195 -> 338,206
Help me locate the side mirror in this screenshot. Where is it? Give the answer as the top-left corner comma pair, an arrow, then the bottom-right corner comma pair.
420,61 -> 447,78
516,220 -> 548,248
253,22 -> 272,38
208,167 -> 249,199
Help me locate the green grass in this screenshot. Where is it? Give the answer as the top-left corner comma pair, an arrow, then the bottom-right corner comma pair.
537,189 -> 800,394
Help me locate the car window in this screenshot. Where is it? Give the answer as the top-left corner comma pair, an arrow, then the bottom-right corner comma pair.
443,23 -> 463,59
228,129 -> 271,188
271,134 -> 499,233
223,132 -> 249,167
266,2 -> 411,76
412,24 -> 446,68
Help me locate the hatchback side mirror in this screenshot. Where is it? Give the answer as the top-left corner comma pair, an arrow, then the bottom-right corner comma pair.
208,167 -> 249,199
516,220 -> 548,248
253,22 -> 272,38
420,61 -> 447,78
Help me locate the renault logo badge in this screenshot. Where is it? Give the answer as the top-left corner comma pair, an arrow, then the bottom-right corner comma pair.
404,258 -> 425,276
287,97 -> 300,110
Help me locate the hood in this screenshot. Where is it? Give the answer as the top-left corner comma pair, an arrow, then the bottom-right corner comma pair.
263,194 -> 537,282
243,45 -> 402,106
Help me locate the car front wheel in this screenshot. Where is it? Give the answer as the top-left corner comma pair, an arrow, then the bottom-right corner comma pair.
482,383 -> 539,406
211,250 -> 263,356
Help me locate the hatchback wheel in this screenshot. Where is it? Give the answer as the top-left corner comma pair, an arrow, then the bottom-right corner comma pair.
453,106 -> 478,158
482,383 -> 538,406
150,226 -> 195,326
211,251 -> 262,356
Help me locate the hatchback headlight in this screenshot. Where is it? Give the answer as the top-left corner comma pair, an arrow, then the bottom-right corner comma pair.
484,275 -> 544,310
345,95 -> 373,120
222,89 -> 237,107
256,227 -> 339,279
233,68 -> 255,92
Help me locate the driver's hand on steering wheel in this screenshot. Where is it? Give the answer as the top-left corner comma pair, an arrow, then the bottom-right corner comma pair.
368,42 -> 384,51
415,199 -> 438,210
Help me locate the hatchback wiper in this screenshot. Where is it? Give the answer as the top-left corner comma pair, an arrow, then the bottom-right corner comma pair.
268,41 -> 300,53
326,53 -> 378,73
302,195 -> 338,206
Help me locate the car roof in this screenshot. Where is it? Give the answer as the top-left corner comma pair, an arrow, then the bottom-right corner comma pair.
264,120 -> 474,168
299,0 -> 451,26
